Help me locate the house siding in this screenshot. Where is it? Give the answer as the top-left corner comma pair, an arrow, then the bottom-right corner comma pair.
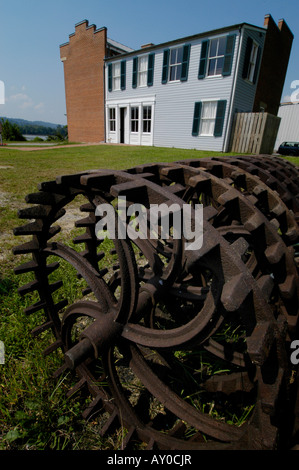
105,28 -> 241,151
232,28 -> 265,114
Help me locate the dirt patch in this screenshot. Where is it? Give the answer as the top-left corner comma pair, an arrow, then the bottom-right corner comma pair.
2,142 -> 106,152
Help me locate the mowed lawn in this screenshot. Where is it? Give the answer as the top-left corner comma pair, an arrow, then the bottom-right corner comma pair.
0,143 -> 298,450
0,143 -> 238,266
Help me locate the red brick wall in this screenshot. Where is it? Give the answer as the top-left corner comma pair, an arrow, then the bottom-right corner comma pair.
253,15 -> 293,115
60,21 -> 107,143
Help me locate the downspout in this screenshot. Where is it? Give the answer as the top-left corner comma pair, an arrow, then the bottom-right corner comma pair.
223,25 -> 244,152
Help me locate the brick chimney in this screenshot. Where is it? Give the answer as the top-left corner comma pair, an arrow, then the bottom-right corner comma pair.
253,14 -> 294,115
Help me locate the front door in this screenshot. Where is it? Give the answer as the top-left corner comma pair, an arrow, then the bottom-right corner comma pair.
120,107 -> 126,144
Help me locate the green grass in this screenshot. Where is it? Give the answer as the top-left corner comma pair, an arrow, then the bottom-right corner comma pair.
1,144 -> 298,450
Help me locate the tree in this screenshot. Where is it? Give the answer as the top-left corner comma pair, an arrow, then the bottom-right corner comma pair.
0,119 -> 26,141
46,125 -> 68,142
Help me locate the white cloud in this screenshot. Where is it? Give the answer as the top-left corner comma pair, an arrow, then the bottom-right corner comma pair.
7,91 -> 35,110
8,92 -> 30,102
34,102 -> 44,110
3,86 -> 47,118
20,100 -> 33,109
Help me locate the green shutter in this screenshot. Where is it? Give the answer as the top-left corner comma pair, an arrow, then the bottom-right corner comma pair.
121,60 -> 126,90
242,37 -> 253,79
147,53 -> 155,86
162,49 -> 170,84
132,57 -> 138,88
222,34 -> 236,76
108,63 -> 112,92
198,40 -> 209,79
253,46 -> 262,84
192,102 -> 202,136
181,44 -> 191,81
214,100 -> 227,137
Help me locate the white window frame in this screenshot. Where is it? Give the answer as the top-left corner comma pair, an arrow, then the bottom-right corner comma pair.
169,46 -> 183,82
109,107 -> 116,132
138,56 -> 148,87
199,101 -> 218,136
112,62 -> 121,91
131,106 -> 139,133
207,36 -> 226,77
142,105 -> 152,133
247,41 -> 259,83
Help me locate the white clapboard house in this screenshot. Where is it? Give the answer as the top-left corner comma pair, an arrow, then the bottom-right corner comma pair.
104,21 -> 266,151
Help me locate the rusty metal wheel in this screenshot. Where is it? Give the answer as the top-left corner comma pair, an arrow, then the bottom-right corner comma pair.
208,156 -> 299,222
13,161 -> 299,450
129,161 -> 299,337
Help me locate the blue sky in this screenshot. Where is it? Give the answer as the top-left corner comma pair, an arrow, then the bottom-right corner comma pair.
0,0 -> 298,125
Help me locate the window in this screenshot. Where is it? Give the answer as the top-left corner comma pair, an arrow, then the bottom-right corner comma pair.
198,35 -> 236,79
192,100 -> 227,137
207,37 -> 226,76
109,108 -> 116,132
131,107 -> 139,132
247,42 -> 258,82
108,61 -> 126,91
132,54 -> 155,88
199,102 -> 217,135
169,47 -> 183,81
112,62 -> 121,90
138,56 -> 148,87
162,45 -> 190,84
143,106 -> 151,133
243,37 -> 261,84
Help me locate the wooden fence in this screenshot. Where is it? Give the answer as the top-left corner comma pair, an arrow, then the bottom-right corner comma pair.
229,112 -> 281,154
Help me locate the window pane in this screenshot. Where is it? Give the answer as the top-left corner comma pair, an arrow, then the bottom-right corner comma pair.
202,101 -> 217,118
170,48 -> 177,64
139,56 -> 147,71
177,47 -> 183,63
208,58 -> 216,75
169,66 -> 176,81
176,64 -> 182,81
218,36 -> 226,56
114,77 -> 120,89
216,56 -> 224,75
139,72 -> 147,87
209,39 -> 218,57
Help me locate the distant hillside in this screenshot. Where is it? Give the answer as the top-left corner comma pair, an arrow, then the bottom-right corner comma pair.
1,117 -> 62,128
0,117 -> 67,136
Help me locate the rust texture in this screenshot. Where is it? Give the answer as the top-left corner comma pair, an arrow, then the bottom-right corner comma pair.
14,154 -> 299,450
